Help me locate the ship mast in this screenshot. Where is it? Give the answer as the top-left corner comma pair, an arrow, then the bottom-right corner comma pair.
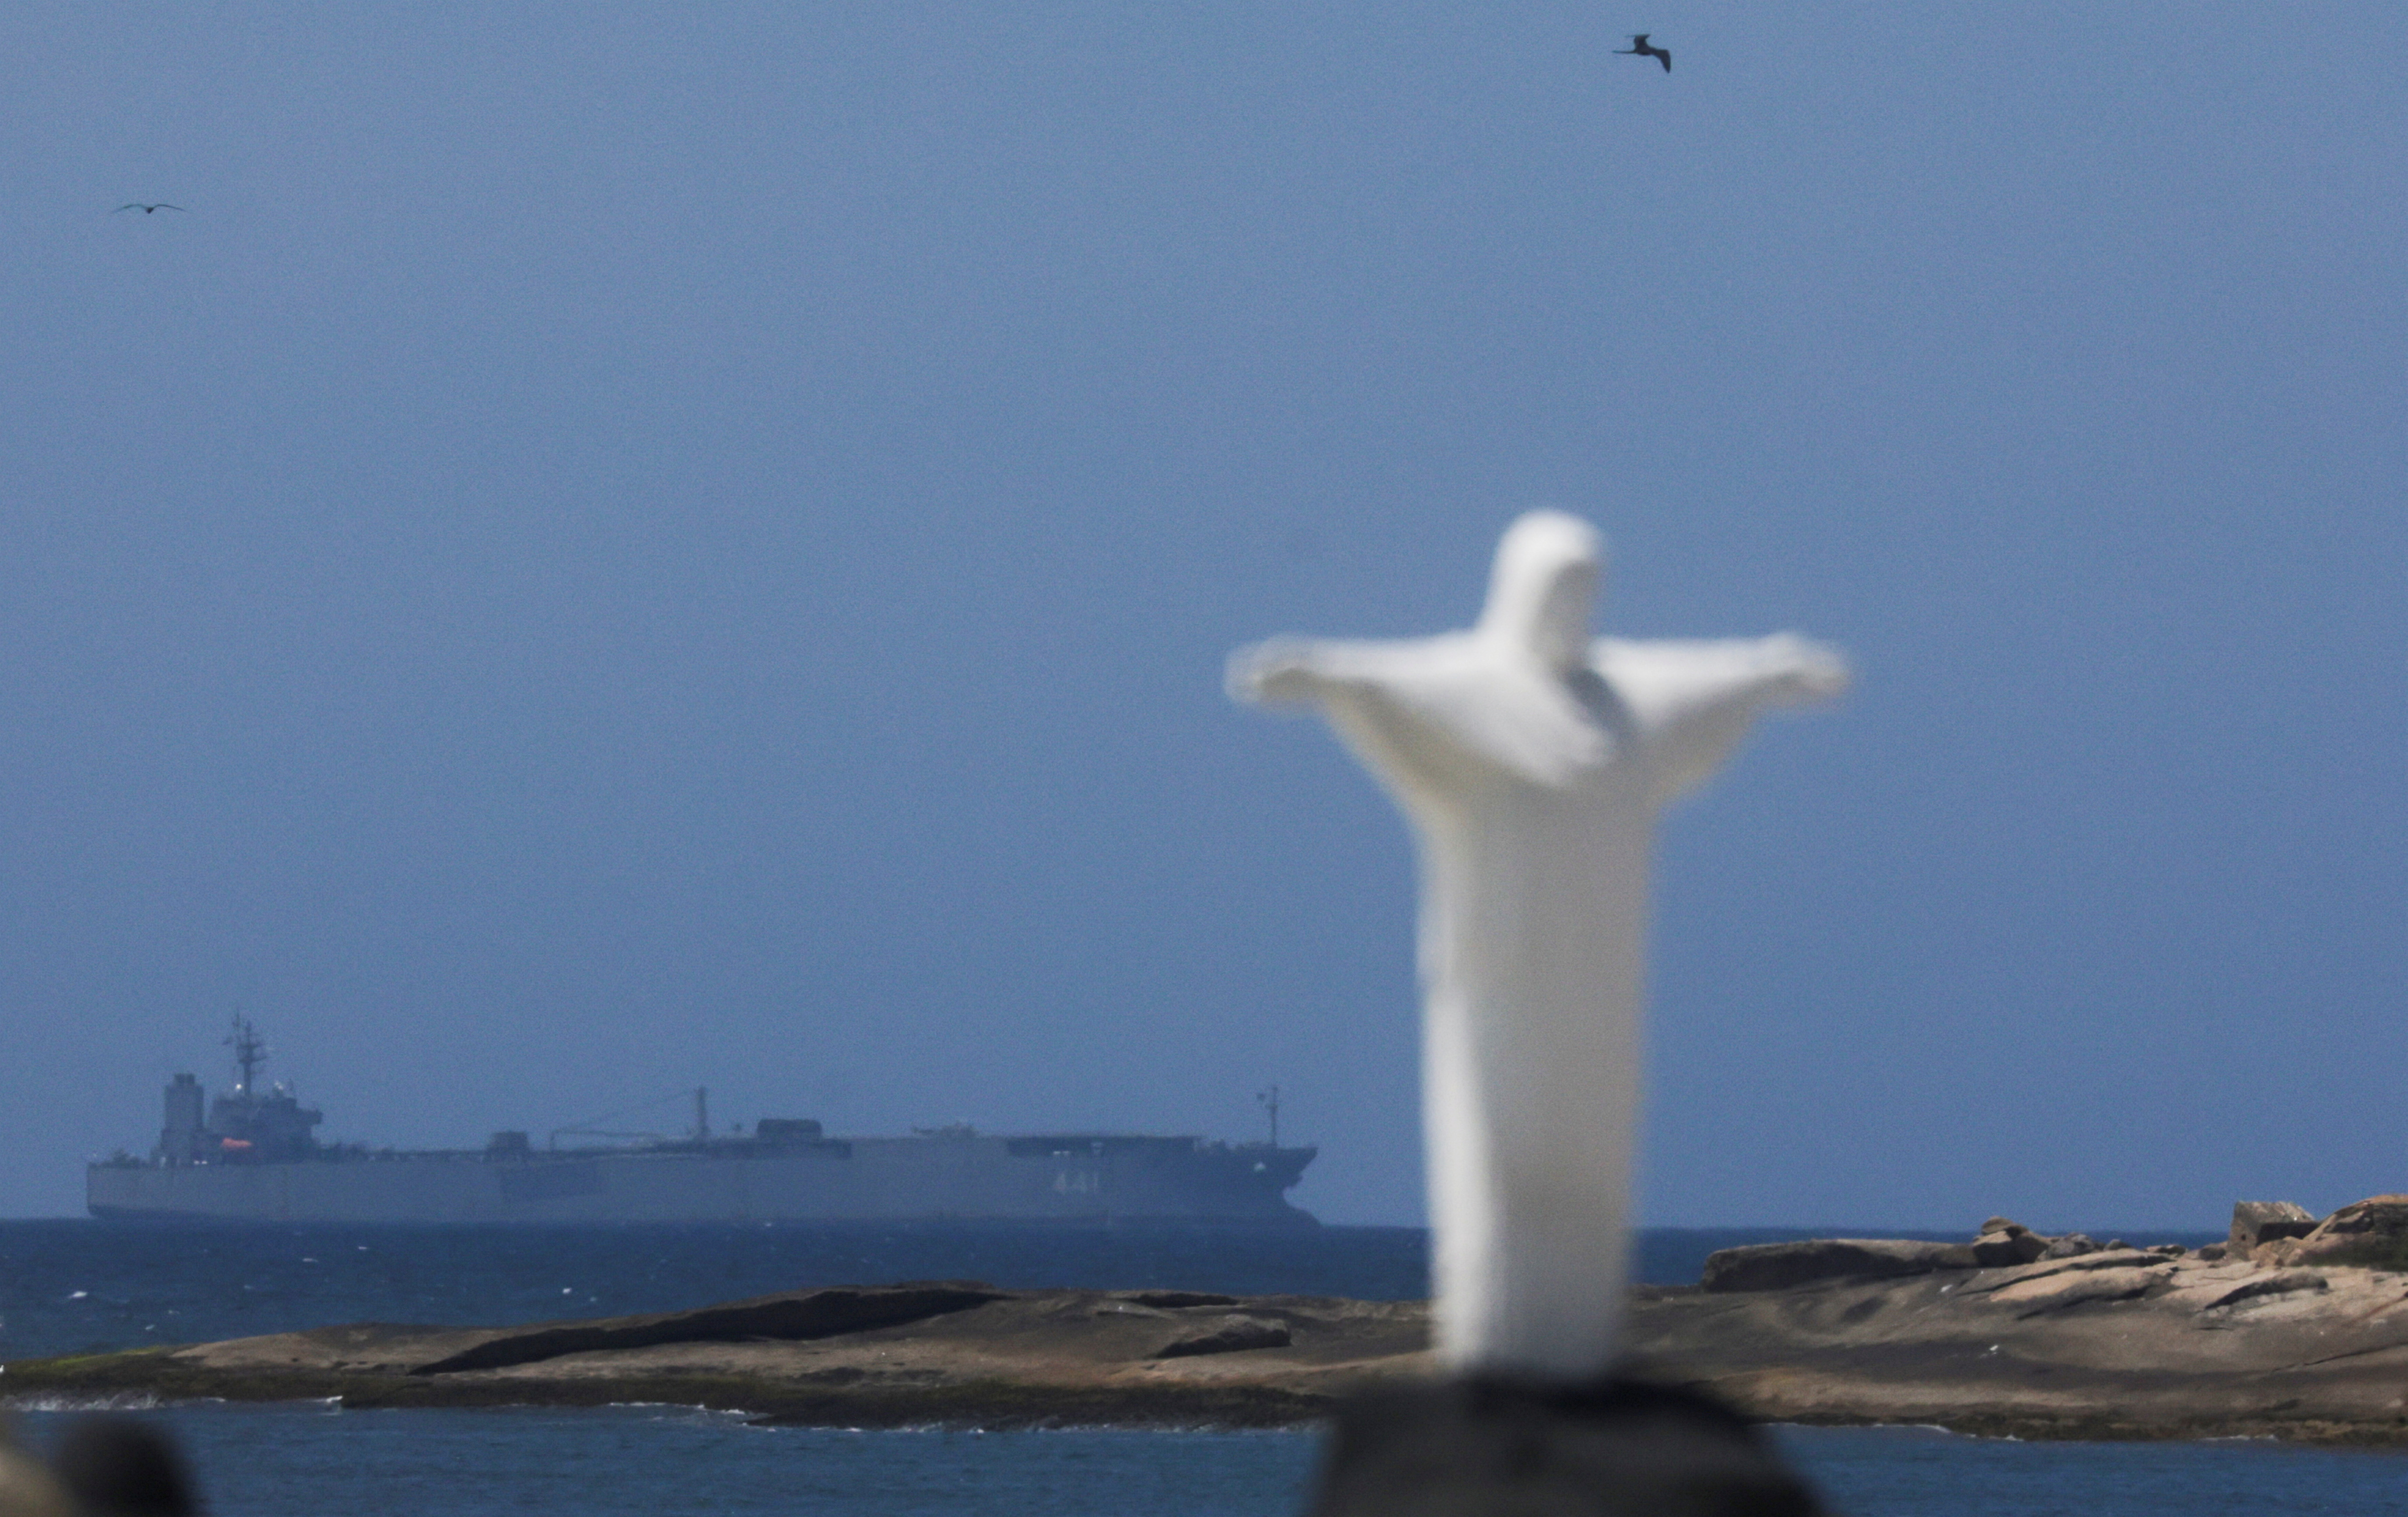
1257,1083 -> 1281,1148
226,1015 -> 266,1098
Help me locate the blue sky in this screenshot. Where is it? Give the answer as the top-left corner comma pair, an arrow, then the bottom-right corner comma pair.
0,4 -> 2400,1227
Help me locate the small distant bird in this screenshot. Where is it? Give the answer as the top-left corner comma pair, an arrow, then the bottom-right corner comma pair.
115,203 -> 184,214
1615,34 -> 1671,72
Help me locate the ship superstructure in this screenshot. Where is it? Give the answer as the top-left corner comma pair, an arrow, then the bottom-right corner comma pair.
91,1021 -> 1317,1226
155,1018 -> 324,1165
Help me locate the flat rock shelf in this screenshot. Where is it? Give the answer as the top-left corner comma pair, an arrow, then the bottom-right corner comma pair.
1627,1248 -> 2408,1444
20,1252 -> 2408,1441
0,1284 -> 1433,1429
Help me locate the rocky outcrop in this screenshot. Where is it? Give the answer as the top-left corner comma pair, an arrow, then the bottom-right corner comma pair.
1700,1238 -> 1976,1292
2230,1200 -> 2319,1254
2196,1268 -> 2327,1313
1970,1224 -> 2049,1267
1,1288 -> 1429,1431
406,1282 -> 1006,1376
1704,1219 -> 2098,1292
1154,1316 -> 1294,1359
1116,1291 -> 1240,1310
32,1226 -> 2408,1443
2273,1196 -> 2408,1269
1626,1241 -> 2408,1443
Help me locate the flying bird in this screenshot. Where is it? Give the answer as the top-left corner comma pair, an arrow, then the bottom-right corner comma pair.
115,203 -> 184,214
1615,34 -> 1671,72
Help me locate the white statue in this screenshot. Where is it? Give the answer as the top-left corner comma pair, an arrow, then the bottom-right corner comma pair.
1229,511 -> 1847,1381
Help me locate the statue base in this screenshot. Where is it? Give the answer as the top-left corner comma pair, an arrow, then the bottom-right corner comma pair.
1303,1376 -> 1826,1517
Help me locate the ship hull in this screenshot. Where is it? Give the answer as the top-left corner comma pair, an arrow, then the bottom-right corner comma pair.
88,1136 -> 1317,1226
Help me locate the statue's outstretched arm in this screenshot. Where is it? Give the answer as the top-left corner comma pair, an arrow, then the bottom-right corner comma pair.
1225,635 -> 1417,709
1596,634 -> 1849,807
1230,634 -> 1613,795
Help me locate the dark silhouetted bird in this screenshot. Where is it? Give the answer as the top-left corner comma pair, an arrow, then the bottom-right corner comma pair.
114,203 -> 183,214
1615,34 -> 1671,72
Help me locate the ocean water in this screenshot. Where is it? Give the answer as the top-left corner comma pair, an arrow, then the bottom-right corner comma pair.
9,1406 -> 1324,1517
0,1219 -> 1433,1362
11,1405 -> 2408,1517
3,1219 -> 2392,1515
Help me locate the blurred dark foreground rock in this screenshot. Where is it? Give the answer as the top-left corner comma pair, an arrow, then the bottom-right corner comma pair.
1306,1378 -> 1823,1517
0,1416 -> 196,1517
48,1418 -> 197,1517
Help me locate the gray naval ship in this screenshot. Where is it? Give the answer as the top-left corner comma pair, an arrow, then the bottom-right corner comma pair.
88,1020 -> 1318,1226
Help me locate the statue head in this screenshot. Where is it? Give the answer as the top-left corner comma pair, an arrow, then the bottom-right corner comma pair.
1477,511 -> 1603,674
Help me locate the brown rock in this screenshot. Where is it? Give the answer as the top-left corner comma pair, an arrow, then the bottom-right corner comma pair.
58,1257 -> 2408,1445
2199,1269 -> 2329,1313
1619,1253 -> 2408,1441
1154,1315 -> 1294,1359
2288,1195 -> 2408,1269
2039,1233 -> 2102,1260
1700,1239 -> 1977,1293
2251,1238 -> 2303,1268
1971,1230 -> 2049,1267
408,1283 -> 1007,1376
1980,1216 -> 2028,1237
1963,1248 -> 2177,1295
2229,1200 -> 2318,1253
1116,1291 -> 1241,1310
11,1285 -> 1434,1431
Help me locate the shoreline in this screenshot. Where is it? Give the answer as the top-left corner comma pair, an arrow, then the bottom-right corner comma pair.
20,1250 -> 2408,1444
0,1283 -> 1426,1432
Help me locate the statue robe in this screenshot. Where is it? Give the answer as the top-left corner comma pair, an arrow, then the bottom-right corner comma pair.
1230,511 -> 1847,1379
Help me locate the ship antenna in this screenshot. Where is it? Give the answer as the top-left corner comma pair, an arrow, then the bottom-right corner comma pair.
226,1014 -> 265,1098
1257,1083 -> 1280,1148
